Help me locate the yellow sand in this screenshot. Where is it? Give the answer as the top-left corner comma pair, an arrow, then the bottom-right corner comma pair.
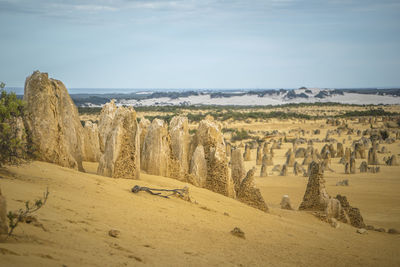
1,116 -> 400,266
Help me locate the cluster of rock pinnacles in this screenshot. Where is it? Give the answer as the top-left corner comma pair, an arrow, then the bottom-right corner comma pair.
12,71 -> 397,227
18,71 -> 267,212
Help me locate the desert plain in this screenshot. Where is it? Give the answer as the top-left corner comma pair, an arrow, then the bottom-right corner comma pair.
1,104 -> 400,266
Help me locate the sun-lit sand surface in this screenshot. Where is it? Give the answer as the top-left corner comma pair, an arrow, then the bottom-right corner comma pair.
1,115 -> 399,266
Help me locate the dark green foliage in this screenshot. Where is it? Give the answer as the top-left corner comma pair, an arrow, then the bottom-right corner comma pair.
338,109 -> 399,117
221,128 -> 235,133
380,130 -> 389,140
78,106 -> 102,115
0,82 -> 28,166
77,103 -> 399,124
144,114 -> 176,124
231,129 -> 251,142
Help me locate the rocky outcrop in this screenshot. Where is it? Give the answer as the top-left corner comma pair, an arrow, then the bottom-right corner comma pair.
280,164 -> 288,176
189,145 -> 207,187
300,162 -> 365,228
345,162 -> 350,174
97,106 -> 140,179
237,168 -> 269,212
191,116 -> 235,197
231,148 -> 246,193
336,143 -> 344,158
280,195 -> 293,210
141,119 -> 171,177
0,186 -> 8,235
169,116 -> 190,180
344,147 -> 352,163
264,152 -> 273,166
359,161 -> 368,173
302,153 -> 313,165
139,118 -> 151,154
98,100 -> 118,153
260,155 -> 268,177
82,121 -> 101,162
24,71 -> 84,171
293,161 -> 302,175
350,157 -> 356,174
368,148 -> 380,165
226,142 -> 232,158
354,143 -> 366,159
386,155 -> 399,166
243,144 -> 251,161
256,145 -> 263,165
336,195 -> 366,228
299,162 -> 330,211
295,148 -> 306,158
286,150 -> 295,167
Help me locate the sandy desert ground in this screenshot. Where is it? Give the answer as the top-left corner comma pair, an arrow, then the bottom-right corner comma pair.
1,115 -> 399,267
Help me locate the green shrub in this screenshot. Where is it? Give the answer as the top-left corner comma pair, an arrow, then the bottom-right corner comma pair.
0,82 -> 28,166
231,129 -> 251,142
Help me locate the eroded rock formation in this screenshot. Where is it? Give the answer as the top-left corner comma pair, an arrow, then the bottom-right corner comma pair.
169,116 -> 190,180
237,168 -> 269,212
24,71 -> 84,171
97,106 -> 140,179
231,148 -> 246,193
191,116 -> 235,197
82,121 -> 101,162
141,119 -> 171,177
139,118 -> 151,154
189,145 -> 207,187
98,100 -> 118,153
299,162 -> 330,211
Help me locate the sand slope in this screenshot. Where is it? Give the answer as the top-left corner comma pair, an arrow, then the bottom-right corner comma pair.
0,160 -> 399,267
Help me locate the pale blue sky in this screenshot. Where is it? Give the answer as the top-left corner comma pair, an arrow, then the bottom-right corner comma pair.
1,0 -> 399,89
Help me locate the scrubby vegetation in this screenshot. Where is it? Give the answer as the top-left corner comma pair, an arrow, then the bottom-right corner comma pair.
7,188 -> 49,237
0,82 -> 29,166
231,129 -> 251,142
78,103 -> 400,124
337,109 -> 400,117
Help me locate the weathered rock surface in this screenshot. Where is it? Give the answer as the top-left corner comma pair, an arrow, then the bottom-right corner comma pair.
286,151 -> 295,167
97,106 -> 140,179
354,143 -> 366,159
237,168 -> 269,212
368,148 -> 380,165
280,164 -> 288,176
386,155 -> 399,166
256,145 -> 263,165
350,157 -> 356,174
299,162 -> 330,211
336,194 -> 366,228
24,71 -> 84,171
280,195 -> 293,210
359,161 -> 368,173
243,144 -> 251,161
141,119 -> 171,177
139,118 -> 151,155
336,143 -> 344,158
82,121 -> 101,162
231,148 -> 246,193
295,148 -> 306,158
191,116 -> 235,197
98,100 -> 118,153
169,116 -> 190,180
189,145 -> 207,187
260,155 -> 268,177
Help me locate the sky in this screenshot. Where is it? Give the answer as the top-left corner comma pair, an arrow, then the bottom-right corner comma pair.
0,0 -> 399,89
